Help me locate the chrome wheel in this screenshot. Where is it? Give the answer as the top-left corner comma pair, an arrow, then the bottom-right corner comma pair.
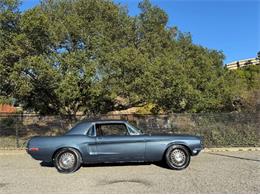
54,148 -> 82,173
170,149 -> 186,166
58,152 -> 75,169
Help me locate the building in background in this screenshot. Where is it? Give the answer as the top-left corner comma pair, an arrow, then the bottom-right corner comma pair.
225,52 -> 260,70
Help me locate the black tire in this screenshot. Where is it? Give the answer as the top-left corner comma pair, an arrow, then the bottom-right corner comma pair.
165,145 -> 190,170
53,148 -> 82,173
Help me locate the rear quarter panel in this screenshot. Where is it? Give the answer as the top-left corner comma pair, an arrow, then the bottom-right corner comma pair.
27,135 -> 95,162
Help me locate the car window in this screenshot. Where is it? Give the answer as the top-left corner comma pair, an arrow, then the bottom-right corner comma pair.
127,125 -> 139,135
86,125 -> 95,136
65,122 -> 91,135
127,123 -> 143,135
96,123 -> 128,136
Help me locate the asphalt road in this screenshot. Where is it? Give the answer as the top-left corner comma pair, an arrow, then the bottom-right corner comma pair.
0,151 -> 259,193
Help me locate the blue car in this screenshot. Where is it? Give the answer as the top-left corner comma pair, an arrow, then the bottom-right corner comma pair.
27,120 -> 203,173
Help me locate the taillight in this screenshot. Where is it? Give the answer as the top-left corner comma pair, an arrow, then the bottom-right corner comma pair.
29,148 -> 39,151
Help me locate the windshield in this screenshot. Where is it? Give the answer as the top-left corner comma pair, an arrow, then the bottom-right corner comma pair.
127,122 -> 143,135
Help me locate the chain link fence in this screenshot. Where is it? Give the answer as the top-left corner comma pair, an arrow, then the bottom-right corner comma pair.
0,112 -> 259,148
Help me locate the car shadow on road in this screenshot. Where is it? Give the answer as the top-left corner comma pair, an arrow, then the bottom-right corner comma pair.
208,152 -> 260,162
40,161 -> 54,167
39,161 -> 169,169
82,162 -> 155,168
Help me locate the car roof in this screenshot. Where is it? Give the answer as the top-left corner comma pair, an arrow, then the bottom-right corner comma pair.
66,119 -> 129,135
79,119 -> 128,124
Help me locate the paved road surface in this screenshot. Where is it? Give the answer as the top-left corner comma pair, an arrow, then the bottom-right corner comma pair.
0,151 -> 259,193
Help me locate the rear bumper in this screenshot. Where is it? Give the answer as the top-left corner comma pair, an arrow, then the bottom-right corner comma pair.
27,147 -> 52,161
27,150 -> 42,160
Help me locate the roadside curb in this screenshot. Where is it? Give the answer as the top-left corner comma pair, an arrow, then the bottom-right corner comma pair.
0,150 -> 26,155
0,148 -> 25,150
203,147 -> 260,152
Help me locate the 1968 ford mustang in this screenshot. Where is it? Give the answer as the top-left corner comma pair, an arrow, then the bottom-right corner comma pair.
27,120 -> 203,173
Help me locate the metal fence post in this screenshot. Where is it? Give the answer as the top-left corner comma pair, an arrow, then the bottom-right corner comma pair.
15,115 -> 19,148
256,91 -> 260,144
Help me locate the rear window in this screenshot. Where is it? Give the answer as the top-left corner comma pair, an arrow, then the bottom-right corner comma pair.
66,122 -> 91,135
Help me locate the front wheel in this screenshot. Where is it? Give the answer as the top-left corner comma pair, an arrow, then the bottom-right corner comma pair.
165,145 -> 190,170
54,148 -> 82,173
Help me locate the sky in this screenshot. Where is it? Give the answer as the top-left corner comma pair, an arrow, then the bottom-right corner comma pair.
20,0 -> 260,64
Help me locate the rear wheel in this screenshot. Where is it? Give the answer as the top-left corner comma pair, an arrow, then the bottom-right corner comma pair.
165,145 -> 190,170
54,148 -> 82,173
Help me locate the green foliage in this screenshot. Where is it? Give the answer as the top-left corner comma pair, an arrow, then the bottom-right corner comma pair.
0,0 -> 259,115
0,116 -> 15,127
223,65 -> 260,112
0,96 -> 13,104
0,0 -> 21,97
233,65 -> 260,90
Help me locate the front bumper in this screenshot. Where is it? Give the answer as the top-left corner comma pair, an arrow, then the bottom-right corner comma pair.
192,148 -> 202,155
191,137 -> 204,155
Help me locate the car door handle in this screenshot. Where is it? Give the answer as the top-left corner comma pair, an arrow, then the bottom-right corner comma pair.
97,137 -> 103,141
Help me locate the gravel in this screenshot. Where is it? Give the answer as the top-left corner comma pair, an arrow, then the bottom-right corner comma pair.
0,151 -> 259,193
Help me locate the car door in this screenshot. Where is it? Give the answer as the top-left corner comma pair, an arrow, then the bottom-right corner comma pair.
95,122 -> 145,162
